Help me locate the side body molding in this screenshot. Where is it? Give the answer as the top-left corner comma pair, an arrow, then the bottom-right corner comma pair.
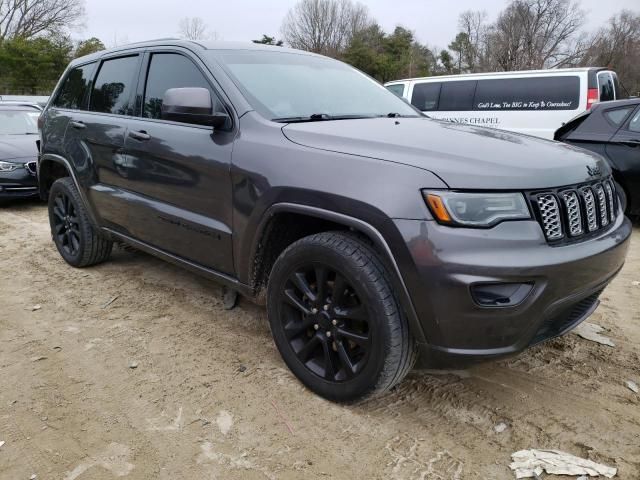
252,203 -> 428,344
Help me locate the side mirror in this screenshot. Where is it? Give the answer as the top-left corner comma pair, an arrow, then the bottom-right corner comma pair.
161,87 -> 228,128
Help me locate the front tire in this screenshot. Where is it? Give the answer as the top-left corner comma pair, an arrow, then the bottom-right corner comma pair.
48,177 -> 113,267
266,232 -> 416,402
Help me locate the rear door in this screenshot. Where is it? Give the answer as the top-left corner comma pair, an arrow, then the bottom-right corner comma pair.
43,61 -> 96,172
63,53 -> 142,224
117,49 -> 235,274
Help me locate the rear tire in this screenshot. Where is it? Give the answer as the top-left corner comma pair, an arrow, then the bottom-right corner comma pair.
48,177 -> 112,267
266,231 -> 416,402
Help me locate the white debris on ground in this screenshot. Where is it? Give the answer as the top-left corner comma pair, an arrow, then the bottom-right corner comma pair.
494,422 -> 508,433
625,380 -> 639,393
631,281 -> 640,286
510,449 -> 617,478
0,440 -> 4,448
572,322 -> 615,347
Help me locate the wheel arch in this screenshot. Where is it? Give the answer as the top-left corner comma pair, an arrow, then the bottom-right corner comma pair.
39,154 -> 99,225
249,203 -> 428,344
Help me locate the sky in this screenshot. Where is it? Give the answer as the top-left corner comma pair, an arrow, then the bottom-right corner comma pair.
80,0 -> 640,49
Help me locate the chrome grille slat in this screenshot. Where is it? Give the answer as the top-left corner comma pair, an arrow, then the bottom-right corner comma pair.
561,191 -> 583,236
580,187 -> 598,232
537,194 -> 563,240
594,184 -> 609,227
604,181 -> 616,222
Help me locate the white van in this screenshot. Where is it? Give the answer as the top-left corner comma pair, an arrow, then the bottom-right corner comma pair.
385,68 -> 624,139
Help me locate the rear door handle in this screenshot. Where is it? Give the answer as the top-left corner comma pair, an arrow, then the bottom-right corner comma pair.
129,130 -> 150,141
70,120 -> 86,129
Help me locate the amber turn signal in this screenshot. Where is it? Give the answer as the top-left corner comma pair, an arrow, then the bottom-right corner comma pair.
425,193 -> 452,223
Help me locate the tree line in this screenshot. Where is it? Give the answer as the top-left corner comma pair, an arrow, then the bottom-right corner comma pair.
281,0 -> 640,95
1,0 -> 638,96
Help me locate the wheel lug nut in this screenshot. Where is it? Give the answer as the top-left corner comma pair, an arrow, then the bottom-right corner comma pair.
323,304 -> 329,311
332,319 -> 337,325
314,324 -> 319,330
326,331 -> 331,337
311,308 -> 318,314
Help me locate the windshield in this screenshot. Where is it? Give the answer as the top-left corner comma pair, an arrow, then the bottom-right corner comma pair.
0,110 -> 39,135
212,51 -> 420,121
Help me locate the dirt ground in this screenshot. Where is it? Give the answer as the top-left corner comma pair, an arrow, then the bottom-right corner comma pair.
0,201 -> 639,480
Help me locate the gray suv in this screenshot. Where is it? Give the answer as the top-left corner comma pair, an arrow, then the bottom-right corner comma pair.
39,40 -> 632,402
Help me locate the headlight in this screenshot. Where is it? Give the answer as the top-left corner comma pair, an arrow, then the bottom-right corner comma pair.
0,161 -> 20,172
423,191 -> 531,227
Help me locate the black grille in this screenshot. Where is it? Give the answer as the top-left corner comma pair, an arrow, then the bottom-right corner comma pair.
530,290 -> 602,345
530,178 -> 618,244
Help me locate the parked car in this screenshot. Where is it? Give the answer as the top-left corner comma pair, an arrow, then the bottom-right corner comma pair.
39,40 -> 631,402
555,98 -> 640,219
385,68 -> 624,139
0,102 -> 41,201
0,95 -> 49,108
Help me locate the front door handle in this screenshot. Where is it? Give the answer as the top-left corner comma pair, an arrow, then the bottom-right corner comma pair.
70,120 -> 86,129
129,130 -> 150,141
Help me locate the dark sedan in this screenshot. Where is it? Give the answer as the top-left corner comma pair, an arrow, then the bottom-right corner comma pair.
555,98 -> 640,218
0,103 -> 41,201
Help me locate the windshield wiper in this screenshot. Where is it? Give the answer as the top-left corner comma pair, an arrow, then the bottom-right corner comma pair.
273,113 -> 376,123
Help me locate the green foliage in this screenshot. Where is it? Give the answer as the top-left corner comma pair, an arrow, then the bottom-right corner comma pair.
439,50 -> 454,74
253,35 -> 284,46
0,36 -> 73,94
343,24 -> 434,82
75,37 -> 106,58
0,35 -> 106,95
448,32 -> 471,73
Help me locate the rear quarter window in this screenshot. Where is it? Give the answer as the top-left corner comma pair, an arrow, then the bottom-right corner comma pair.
604,106 -> 634,126
386,84 -> 405,98
629,110 -> 640,133
53,63 -> 96,110
474,76 -> 580,111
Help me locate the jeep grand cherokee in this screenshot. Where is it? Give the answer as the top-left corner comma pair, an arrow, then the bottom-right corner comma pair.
38,40 -> 631,402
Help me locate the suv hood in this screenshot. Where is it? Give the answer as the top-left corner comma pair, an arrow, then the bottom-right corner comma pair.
282,117 -> 610,189
0,135 -> 39,161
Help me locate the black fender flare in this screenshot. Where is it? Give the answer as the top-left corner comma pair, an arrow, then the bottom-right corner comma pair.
38,153 -> 99,226
251,202 -> 428,344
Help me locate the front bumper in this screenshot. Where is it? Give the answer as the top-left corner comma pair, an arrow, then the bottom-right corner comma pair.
393,211 -> 632,366
0,162 -> 39,198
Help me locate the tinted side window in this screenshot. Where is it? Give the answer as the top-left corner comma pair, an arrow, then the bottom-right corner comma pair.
598,72 -> 615,102
53,63 -> 95,110
143,53 -> 224,120
411,82 -> 441,111
89,56 -> 139,115
438,81 -> 476,111
386,84 -> 405,98
604,107 -> 634,126
474,76 -> 579,111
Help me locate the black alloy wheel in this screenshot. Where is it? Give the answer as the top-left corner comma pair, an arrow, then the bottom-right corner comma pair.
48,177 -> 113,267
51,190 -> 81,257
280,263 -> 371,382
267,232 -> 417,402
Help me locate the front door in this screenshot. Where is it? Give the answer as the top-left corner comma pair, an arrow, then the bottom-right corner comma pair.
117,51 -> 235,274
